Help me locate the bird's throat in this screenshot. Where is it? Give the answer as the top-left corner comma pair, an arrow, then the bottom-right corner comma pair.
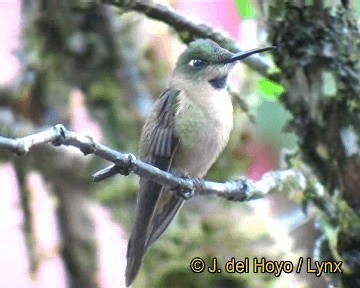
208,75 -> 228,89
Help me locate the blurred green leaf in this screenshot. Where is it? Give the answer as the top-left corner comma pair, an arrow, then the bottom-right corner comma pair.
256,100 -> 297,149
257,78 -> 284,101
234,0 -> 257,19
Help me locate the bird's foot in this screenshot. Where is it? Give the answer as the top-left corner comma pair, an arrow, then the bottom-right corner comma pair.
177,186 -> 194,200
169,168 -> 203,200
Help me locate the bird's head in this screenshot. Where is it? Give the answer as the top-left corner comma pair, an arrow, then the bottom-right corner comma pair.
172,39 -> 274,91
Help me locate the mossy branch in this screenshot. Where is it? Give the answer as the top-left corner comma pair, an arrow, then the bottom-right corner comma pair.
1,124 -> 307,202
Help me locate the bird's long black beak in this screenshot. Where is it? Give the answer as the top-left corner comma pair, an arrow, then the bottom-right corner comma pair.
223,46 -> 275,64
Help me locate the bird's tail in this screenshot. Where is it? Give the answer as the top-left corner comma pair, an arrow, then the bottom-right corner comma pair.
125,247 -> 143,287
125,181 -> 183,286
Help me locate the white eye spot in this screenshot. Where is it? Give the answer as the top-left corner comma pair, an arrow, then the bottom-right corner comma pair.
188,59 -> 208,68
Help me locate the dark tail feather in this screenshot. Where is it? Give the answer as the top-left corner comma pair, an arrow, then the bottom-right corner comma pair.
125,252 -> 143,287
125,180 -> 162,286
126,234 -> 146,287
146,197 -> 183,247
125,179 -> 182,285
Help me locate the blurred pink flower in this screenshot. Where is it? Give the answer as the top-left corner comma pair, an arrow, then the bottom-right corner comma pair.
0,163 -> 32,287
92,205 -> 128,288
0,0 -> 20,85
27,172 -> 67,288
176,0 -> 240,38
70,89 -> 103,142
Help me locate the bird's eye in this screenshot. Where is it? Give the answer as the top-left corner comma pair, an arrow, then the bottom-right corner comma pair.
189,59 -> 208,68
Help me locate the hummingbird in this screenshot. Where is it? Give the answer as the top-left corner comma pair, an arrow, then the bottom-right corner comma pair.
126,39 -> 274,286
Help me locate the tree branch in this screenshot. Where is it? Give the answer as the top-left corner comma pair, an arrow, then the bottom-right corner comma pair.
0,124 -> 308,202
101,0 -> 275,78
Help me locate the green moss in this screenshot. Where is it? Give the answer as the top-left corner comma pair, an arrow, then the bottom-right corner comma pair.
267,4 -> 360,285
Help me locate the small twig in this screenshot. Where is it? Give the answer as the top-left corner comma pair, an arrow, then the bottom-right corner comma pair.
93,164 -> 120,181
102,0 -> 276,78
0,124 -> 308,202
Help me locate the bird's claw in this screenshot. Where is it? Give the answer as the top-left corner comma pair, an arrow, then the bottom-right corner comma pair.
168,170 -> 195,200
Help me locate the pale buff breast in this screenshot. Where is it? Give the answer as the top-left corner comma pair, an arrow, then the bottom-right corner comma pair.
173,90 -> 233,177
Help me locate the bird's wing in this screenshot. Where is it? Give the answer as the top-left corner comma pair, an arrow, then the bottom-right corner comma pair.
126,88 -> 183,286
143,88 -> 184,246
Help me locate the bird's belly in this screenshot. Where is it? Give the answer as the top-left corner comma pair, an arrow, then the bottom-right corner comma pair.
174,109 -> 232,177
174,135 -> 225,177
